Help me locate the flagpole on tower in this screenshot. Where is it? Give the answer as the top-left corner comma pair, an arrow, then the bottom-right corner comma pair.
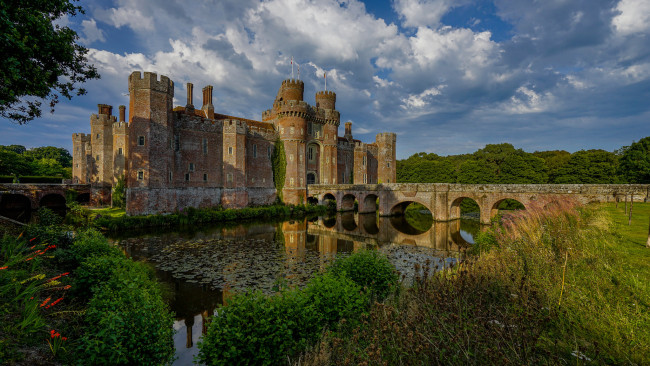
297,63 -> 300,80
324,72 -> 327,91
291,56 -> 294,79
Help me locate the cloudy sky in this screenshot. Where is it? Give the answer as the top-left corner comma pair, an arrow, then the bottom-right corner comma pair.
2,0 -> 649,159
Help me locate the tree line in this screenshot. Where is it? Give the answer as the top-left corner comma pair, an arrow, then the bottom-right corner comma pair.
0,145 -> 72,178
397,137 -> 650,184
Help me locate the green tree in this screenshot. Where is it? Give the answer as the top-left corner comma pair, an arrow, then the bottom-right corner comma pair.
554,150 -> 620,184
499,154 -> 548,183
32,158 -> 67,176
457,160 -> 498,183
24,146 -> 72,167
1,144 -> 27,154
533,150 -> 571,183
0,0 -> 99,124
0,147 -> 33,175
271,139 -> 286,202
617,137 -> 650,183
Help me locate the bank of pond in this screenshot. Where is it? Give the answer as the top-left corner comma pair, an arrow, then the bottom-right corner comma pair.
1,200 -> 649,365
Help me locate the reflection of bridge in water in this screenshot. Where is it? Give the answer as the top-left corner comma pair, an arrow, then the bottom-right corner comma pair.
303,212 -> 475,253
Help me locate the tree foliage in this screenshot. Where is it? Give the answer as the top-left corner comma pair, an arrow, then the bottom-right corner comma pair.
271,138 -> 286,203
396,140 -> 646,184
0,0 -> 100,123
0,145 -> 72,177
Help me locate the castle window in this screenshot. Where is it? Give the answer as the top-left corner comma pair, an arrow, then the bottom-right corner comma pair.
138,136 -> 145,146
387,179 -> 390,183
326,156 -> 330,163
333,157 -> 336,164
227,173 -> 233,183
118,148 -> 123,155
169,171 -> 172,182
325,134 -> 328,140
281,128 -> 284,134
251,177 -> 255,183
253,144 -> 257,158
203,173 -> 208,181
290,154 -> 294,162
324,178 -> 328,184
228,147 -> 233,155
308,122 -> 312,135
267,146 -> 271,158
387,162 -> 390,168
308,146 -> 315,162
174,135 -> 180,151
189,163 -> 194,172
363,155 -> 367,166
300,178 -> 303,186
185,173 -> 190,181
203,138 -> 208,154
364,174 -> 367,183
290,178 -> 294,186
290,127 -> 294,135
333,178 -> 336,184
138,171 -> 144,180
75,164 -> 78,168
96,133 -> 100,139
96,155 -> 99,161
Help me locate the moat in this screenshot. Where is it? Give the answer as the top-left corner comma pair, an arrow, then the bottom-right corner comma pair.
110,211 -> 480,365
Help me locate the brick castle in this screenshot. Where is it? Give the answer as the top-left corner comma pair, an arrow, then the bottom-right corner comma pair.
72,71 -> 396,215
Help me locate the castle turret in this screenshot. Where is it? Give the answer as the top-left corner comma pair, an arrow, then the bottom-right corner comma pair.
277,79 -> 304,103
376,132 -> 397,184
344,122 -> 353,141
72,133 -> 92,184
127,71 -> 174,214
90,104 -> 117,185
112,105 -> 129,184
315,91 -> 336,110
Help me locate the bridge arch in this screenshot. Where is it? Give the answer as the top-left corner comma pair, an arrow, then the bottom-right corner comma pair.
450,197 -> 480,221
341,193 -> 356,211
490,198 -> 526,220
360,193 -> 378,213
390,200 -> 432,216
0,194 -> 33,223
39,193 -> 67,217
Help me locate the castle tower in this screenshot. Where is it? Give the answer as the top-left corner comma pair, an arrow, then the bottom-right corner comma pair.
221,119 -> 248,207
72,133 -> 92,184
112,105 -> 129,183
376,133 -> 397,184
315,90 -> 339,185
90,104 -> 117,185
201,85 -> 214,119
353,141 -> 369,184
126,71 -> 174,213
275,79 -> 308,204
344,122 -> 353,141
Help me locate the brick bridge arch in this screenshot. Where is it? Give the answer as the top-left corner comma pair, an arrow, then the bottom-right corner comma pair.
308,183 -> 650,224
0,183 -> 91,222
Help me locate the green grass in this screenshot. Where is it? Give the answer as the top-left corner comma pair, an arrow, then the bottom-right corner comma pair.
86,207 -> 125,219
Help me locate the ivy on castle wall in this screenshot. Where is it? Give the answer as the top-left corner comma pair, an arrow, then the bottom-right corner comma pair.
271,139 -> 287,202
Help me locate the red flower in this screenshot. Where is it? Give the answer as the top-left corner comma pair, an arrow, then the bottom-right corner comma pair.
40,297 -> 52,307
0,266 -> 7,270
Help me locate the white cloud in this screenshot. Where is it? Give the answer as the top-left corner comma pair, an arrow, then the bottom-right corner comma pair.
503,86 -> 555,114
612,0 -> 650,35
393,0 -> 456,28
80,19 -> 106,45
401,86 -> 445,108
102,6 -> 154,31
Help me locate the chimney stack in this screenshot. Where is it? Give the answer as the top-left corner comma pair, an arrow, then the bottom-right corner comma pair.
98,104 -> 112,116
201,85 -> 214,119
118,105 -> 126,122
186,82 -> 194,110
344,122 -> 352,140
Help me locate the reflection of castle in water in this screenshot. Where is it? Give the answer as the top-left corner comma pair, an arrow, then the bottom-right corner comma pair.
118,213 -> 478,361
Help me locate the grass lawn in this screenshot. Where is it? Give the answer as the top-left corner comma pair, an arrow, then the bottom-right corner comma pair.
86,206 -> 125,219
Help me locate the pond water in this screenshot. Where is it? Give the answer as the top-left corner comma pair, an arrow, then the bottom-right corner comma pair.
111,211 -> 481,365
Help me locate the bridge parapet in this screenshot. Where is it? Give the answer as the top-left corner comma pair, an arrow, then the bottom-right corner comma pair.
307,183 -> 650,224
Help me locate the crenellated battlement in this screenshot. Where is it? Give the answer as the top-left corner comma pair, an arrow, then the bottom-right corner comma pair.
315,90 -> 336,110
112,121 -> 128,133
72,133 -> 91,141
90,113 -> 117,125
128,71 -> 174,95
281,78 -> 304,88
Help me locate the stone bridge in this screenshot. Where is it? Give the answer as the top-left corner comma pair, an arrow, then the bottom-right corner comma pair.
0,183 -> 91,222
307,183 -> 650,224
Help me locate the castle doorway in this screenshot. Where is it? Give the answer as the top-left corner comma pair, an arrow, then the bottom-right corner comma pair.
307,173 -> 316,185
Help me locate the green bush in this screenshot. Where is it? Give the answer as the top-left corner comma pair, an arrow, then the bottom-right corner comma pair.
197,272 -> 370,366
77,264 -> 174,365
328,250 -> 398,301
72,255 -> 130,300
55,228 -> 122,269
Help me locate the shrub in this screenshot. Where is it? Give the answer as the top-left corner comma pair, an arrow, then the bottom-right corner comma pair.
197,273 -> 370,366
72,255 -> 130,301
77,264 -> 174,365
328,250 -> 398,301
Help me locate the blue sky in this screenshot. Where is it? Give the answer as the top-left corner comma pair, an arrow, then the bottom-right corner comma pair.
2,0 -> 650,159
